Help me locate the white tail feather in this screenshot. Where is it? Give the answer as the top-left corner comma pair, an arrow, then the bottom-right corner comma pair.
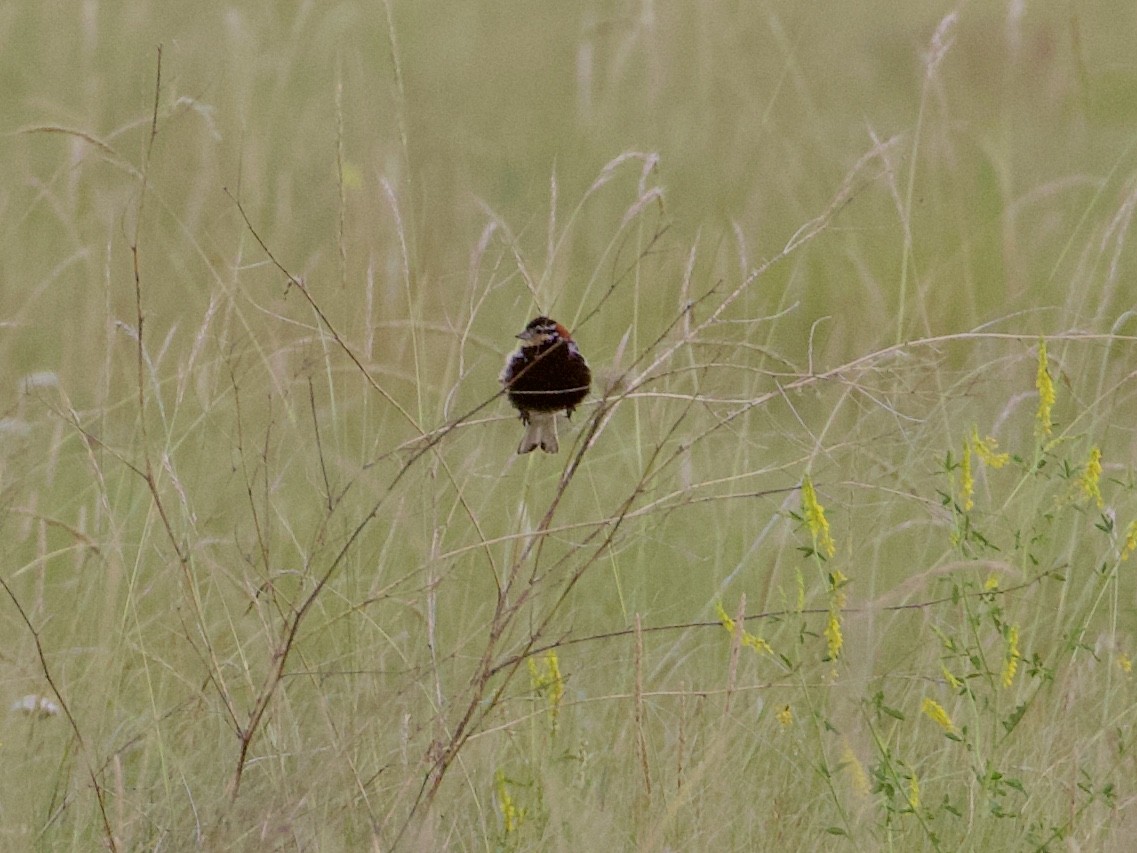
518,412 -> 559,454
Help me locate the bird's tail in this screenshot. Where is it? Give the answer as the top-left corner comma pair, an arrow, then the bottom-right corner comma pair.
518,412 -> 559,454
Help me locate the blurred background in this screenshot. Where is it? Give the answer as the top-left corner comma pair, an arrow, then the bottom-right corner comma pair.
6,2 -> 1136,383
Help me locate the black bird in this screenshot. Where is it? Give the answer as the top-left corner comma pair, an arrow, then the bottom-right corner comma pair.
500,316 -> 592,453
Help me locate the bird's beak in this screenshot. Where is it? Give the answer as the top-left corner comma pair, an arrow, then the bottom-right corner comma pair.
516,329 -> 534,341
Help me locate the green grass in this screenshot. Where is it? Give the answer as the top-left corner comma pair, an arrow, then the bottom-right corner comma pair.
4,3 -> 1137,850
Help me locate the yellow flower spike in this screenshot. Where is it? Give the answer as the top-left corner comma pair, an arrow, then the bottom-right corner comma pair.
941,665 -> 962,691
1119,653 -> 1133,675
907,773 -> 921,810
494,769 -> 524,833
776,705 -> 793,727
1123,520 -> 1137,561
544,651 -> 564,710
528,651 -> 565,730
1002,624 -> 1021,687
1035,340 -> 1056,442
716,601 -> 772,655
960,437 -> 974,511
921,697 -> 955,733
742,631 -> 773,656
801,475 -> 837,559
983,574 -> 999,591
715,601 -> 735,634
972,427 -> 1009,469
1080,447 -> 1103,508
825,609 -> 843,661
823,569 -> 848,661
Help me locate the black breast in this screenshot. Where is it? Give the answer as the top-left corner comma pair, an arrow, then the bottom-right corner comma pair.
505,340 -> 591,414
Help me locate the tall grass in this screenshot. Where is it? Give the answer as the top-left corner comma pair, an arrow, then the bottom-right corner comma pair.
3,2 -> 1137,849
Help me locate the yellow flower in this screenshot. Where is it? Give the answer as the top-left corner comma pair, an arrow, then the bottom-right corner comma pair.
972,427 -> 1009,468
543,651 -> 564,709
921,697 -> 955,733
1035,340 -> 1056,442
941,665 -> 962,691
742,632 -> 773,655
715,600 -> 735,634
1002,624 -> 1020,688
825,609 -> 843,661
823,570 -> 848,661
983,574 -> 999,591
494,769 -> 524,833
715,601 -> 772,655
960,437 -> 974,511
1080,447 -> 1103,508
907,773 -> 921,810
801,475 -> 837,559
776,705 -> 793,727
1123,520 -> 1137,561
528,650 -> 565,730
1120,653 -> 1133,675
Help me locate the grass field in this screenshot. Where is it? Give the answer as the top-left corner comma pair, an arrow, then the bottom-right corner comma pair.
4,2 -> 1137,850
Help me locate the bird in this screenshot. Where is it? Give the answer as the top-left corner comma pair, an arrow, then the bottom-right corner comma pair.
500,316 -> 592,454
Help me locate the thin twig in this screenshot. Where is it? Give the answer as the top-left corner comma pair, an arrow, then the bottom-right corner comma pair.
0,576 -> 118,851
